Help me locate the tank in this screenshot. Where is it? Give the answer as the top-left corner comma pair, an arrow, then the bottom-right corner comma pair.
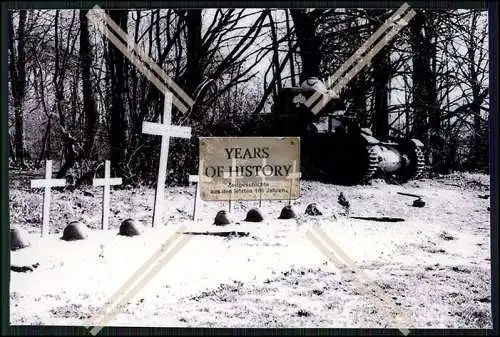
236,81 -> 425,185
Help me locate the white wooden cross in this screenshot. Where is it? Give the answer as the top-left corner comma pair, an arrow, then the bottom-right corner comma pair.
285,160 -> 302,205
30,160 -> 66,237
195,158 -> 215,202
191,159 -> 217,219
142,91 -> 192,227
222,158 -> 236,213
93,160 -> 122,230
188,174 -> 200,220
257,158 -> 268,208
222,157 -> 246,213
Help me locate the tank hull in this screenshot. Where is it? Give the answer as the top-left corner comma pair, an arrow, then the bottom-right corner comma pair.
208,87 -> 425,185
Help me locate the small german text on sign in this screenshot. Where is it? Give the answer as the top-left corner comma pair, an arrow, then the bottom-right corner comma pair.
199,137 -> 300,201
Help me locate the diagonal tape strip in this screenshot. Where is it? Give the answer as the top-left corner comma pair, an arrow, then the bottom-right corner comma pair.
324,3 -> 410,92
86,7 -> 192,114
86,10 -> 184,112
305,3 -> 411,108
91,7 -> 194,107
328,9 -> 416,96
306,225 -> 412,335
306,229 -> 411,334
88,6 -> 194,108
85,225 -> 187,330
310,9 -> 416,115
88,233 -> 192,335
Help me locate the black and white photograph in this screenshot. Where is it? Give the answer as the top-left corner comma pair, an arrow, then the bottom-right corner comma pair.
7,3 -> 494,331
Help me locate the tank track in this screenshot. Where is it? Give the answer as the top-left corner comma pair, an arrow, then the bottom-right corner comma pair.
412,146 -> 425,179
361,145 -> 379,183
394,142 -> 426,183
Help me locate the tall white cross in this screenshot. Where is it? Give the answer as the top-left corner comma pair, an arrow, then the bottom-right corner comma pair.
142,91 -> 192,227
93,160 -> 122,230
285,160 -> 301,205
30,160 -> 66,237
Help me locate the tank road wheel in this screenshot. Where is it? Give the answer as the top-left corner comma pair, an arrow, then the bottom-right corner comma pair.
326,137 -> 379,185
396,142 -> 425,183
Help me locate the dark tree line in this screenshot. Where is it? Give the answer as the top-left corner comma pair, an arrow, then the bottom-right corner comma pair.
7,8 -> 490,187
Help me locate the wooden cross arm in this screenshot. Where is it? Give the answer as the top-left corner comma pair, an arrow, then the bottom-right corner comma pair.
286,172 -> 302,179
222,172 -> 246,179
142,122 -> 192,139
31,179 -> 66,188
199,175 -> 214,183
93,177 -> 123,186
189,174 -> 216,184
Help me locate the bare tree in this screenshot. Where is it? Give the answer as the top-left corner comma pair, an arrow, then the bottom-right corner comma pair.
183,9 -> 204,97
367,10 -> 392,140
53,10 -> 81,179
79,9 -> 98,160
444,10 -> 489,171
107,10 -> 129,178
289,9 -> 321,82
409,11 -> 438,163
8,8 -> 491,184
8,10 -> 28,166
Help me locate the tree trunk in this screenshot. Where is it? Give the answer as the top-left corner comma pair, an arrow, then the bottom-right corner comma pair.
8,133 -> 16,162
8,10 -> 28,166
107,10 -> 129,177
426,13 -> 442,172
80,9 -> 98,160
372,48 -> 390,140
467,11 -> 488,172
53,10 -> 76,179
350,75 -> 368,127
410,11 -> 440,170
410,12 -> 432,158
285,10 -> 297,87
290,9 -> 321,82
36,117 -> 51,167
268,11 -> 282,100
184,10 -> 204,97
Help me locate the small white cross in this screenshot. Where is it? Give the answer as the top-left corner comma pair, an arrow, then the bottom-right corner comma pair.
285,160 -> 301,204
198,159 -> 215,184
188,174 -> 201,220
197,159 -> 215,202
222,157 -> 245,212
285,160 -> 302,180
30,160 -> 66,237
257,158 -> 268,207
93,160 -> 122,230
142,91 -> 192,227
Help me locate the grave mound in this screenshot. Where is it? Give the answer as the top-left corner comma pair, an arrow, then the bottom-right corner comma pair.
278,205 -> 296,219
11,228 -> 30,251
245,208 -> 264,222
413,198 -> 426,207
305,203 -> 323,216
214,210 -> 231,226
62,221 -> 88,241
119,218 -> 141,237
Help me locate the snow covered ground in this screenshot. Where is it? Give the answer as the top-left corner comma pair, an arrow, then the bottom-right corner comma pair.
9,171 -> 492,329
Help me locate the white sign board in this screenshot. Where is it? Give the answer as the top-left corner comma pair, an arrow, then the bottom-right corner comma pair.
199,137 -> 300,201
